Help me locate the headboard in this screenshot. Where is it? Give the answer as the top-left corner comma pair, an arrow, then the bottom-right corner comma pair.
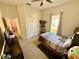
71,26 -> 79,47
74,26 -> 79,33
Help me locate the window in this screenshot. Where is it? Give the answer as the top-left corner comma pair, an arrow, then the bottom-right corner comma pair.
50,13 -> 61,34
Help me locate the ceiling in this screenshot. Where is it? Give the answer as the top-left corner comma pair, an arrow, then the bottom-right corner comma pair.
0,0 -> 72,9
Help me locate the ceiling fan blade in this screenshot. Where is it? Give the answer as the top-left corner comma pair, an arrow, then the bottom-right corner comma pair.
32,0 -> 40,2
26,3 -> 31,6
40,2 -> 43,6
46,0 -> 52,3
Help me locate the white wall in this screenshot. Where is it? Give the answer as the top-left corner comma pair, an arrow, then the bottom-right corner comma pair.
17,5 -> 41,39
42,0 -> 79,37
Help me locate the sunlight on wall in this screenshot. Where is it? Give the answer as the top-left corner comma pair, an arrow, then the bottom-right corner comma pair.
0,9 -> 5,32
5,17 -> 21,34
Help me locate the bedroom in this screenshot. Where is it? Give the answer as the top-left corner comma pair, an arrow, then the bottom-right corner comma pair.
0,0 -> 79,59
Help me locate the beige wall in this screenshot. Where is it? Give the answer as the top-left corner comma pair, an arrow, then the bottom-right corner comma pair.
0,4 -> 20,32
1,0 -> 78,39
17,5 -> 41,39
0,4 -> 21,34
24,6 -> 41,39
42,0 -> 79,37
0,3 -> 18,19
0,4 -> 41,40
17,5 -> 27,39
0,4 -> 26,38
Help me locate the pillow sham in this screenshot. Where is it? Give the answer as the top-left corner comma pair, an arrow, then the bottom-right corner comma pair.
71,34 -> 79,47
63,38 -> 72,49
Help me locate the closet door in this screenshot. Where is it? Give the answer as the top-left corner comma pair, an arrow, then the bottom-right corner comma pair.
27,13 -> 39,39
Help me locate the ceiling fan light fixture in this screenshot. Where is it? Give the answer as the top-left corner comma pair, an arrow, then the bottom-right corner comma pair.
31,0 -> 53,6
32,0 -> 40,2
46,0 -> 52,3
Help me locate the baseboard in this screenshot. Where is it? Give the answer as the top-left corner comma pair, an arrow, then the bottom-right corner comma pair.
28,34 -> 39,40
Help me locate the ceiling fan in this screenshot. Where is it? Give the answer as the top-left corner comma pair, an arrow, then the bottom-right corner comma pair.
31,0 -> 53,6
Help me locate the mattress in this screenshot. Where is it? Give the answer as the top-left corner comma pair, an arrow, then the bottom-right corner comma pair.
41,32 -> 64,47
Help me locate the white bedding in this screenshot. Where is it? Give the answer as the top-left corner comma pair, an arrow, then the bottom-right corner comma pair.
41,32 -> 64,47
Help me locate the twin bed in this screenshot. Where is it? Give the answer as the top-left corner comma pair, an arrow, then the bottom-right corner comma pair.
39,26 -> 79,55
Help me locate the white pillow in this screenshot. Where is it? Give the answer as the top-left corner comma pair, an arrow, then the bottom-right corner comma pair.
63,38 -> 72,49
